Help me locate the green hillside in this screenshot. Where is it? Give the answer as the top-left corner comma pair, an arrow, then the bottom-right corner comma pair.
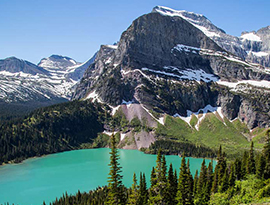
155,113 -> 266,158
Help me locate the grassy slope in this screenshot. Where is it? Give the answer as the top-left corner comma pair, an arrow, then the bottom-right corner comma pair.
156,112 -> 266,158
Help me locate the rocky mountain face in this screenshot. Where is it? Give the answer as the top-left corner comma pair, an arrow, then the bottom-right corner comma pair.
152,6 -> 270,69
241,26 -> 270,68
73,6 -> 270,132
0,57 -> 49,75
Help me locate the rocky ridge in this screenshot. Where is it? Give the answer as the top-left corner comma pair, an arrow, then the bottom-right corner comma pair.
73,6 -> 270,136
152,6 -> 270,68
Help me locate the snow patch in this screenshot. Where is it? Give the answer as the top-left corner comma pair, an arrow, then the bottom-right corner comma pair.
217,107 -> 224,119
110,105 -> 121,116
105,45 -> 118,49
241,33 -> 262,42
105,57 -> 112,64
103,131 -> 117,136
85,90 -> 102,103
173,44 -> 200,53
142,67 -> 219,83
217,80 -> 270,89
158,116 -> 165,125
69,59 -> 76,64
173,105 -> 225,130
120,133 -> 126,141
249,51 -> 269,57
154,6 -> 220,38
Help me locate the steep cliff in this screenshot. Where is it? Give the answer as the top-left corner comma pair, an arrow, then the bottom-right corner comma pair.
73,8 -> 270,132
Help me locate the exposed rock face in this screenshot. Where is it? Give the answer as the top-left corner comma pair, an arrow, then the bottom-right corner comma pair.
0,57 -> 49,75
73,7 -> 270,130
152,6 -> 270,68
241,26 -> 270,68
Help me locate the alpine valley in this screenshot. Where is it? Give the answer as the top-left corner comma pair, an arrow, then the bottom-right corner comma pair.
1,5 -> 270,205
1,6 -> 270,161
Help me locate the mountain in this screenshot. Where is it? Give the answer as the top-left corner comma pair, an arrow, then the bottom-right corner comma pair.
72,6 -> 270,152
0,57 -> 49,75
152,6 -> 270,68
241,26 -> 270,68
0,54 -> 96,119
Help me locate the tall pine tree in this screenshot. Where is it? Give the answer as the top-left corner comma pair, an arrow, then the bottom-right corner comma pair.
166,163 -> 178,205
149,150 -> 167,205
176,154 -> 193,205
263,130 -> 270,179
247,141 -> 256,174
106,133 -> 126,205
128,173 -> 138,204
137,173 -> 148,205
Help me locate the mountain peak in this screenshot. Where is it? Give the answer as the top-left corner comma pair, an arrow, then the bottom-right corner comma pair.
0,56 -> 48,75
49,54 -> 74,61
38,55 -> 79,69
152,6 -> 226,38
152,6 -> 203,18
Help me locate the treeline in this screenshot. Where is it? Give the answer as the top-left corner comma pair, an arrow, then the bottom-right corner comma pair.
46,131 -> 270,205
52,187 -> 110,205
0,100 -> 108,164
146,139 -> 216,158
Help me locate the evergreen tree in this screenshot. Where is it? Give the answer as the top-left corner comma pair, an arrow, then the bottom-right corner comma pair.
137,173 -> 148,205
263,130 -> 270,159
247,141 -> 256,174
218,167 -> 229,193
263,130 -> 270,179
256,154 -> 266,179
193,170 -> 198,195
106,134 -> 125,205
205,161 -> 213,200
149,151 -> 167,205
218,152 -> 227,186
166,163 -> 177,205
176,154 -> 193,205
195,159 -> 207,205
211,145 -> 226,194
174,169 -> 178,186
211,163 -> 218,193
228,164 -> 236,187
186,160 -> 194,204
128,173 -> 138,204
241,151 -> 248,179
234,158 -> 242,180
150,167 -> 157,187
156,149 -> 162,181
161,155 -> 167,182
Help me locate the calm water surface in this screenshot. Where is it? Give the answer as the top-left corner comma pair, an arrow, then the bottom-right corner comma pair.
0,148 -> 215,205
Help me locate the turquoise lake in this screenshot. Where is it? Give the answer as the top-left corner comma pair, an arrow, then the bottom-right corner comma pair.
0,148 -> 215,205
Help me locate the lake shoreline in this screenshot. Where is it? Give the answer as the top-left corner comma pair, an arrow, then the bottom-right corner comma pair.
0,146 -> 216,168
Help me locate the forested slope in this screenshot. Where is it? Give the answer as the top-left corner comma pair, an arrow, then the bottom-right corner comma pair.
0,100 -> 108,164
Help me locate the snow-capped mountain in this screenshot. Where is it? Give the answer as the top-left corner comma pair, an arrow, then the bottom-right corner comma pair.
153,6 -> 270,68
241,27 -> 270,67
73,6 -> 270,130
0,56 -> 73,103
0,53 -> 96,118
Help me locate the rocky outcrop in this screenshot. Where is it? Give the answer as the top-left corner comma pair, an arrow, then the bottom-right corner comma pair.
152,6 -> 270,68
73,7 -> 270,130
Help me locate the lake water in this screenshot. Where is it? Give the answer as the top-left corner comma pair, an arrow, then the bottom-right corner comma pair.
0,148 -> 215,205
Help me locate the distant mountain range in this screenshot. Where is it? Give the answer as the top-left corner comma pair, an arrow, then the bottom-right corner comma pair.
0,54 -> 95,118
1,6 -> 269,132
1,5 -> 270,159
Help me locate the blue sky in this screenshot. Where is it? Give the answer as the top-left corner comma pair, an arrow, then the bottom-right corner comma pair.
1,0 -> 269,64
